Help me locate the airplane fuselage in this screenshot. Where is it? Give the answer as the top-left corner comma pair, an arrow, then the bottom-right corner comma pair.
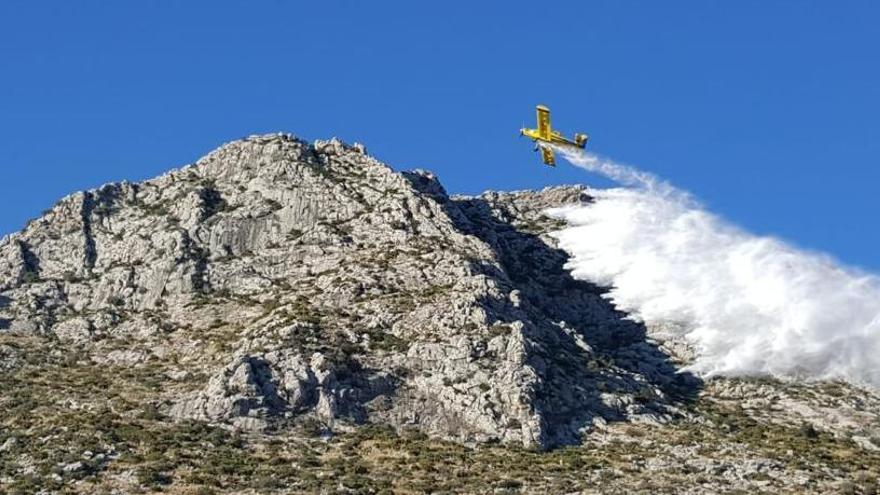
520,128 -> 586,149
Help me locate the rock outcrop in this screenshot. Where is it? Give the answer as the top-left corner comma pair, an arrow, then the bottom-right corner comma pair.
0,133 -> 695,449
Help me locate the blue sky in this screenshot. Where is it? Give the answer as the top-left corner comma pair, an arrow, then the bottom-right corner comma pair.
1,1 -> 878,268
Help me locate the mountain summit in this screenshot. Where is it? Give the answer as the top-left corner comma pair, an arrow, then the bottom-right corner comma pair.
1,134 -> 878,493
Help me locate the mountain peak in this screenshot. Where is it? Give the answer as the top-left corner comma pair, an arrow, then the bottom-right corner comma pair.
0,133 -> 687,451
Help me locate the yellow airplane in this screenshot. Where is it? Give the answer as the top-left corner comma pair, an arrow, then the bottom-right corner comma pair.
520,105 -> 589,166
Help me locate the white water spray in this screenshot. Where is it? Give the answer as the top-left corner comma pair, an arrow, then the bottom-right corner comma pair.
548,146 -> 880,387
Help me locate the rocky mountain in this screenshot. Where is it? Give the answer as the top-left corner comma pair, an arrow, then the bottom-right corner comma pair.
1,133 -> 878,494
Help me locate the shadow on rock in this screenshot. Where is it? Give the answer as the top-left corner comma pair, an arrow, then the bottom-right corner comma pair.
0,295 -> 10,331
448,195 -> 702,447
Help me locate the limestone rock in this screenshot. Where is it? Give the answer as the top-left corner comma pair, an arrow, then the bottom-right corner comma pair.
1,133 -> 877,482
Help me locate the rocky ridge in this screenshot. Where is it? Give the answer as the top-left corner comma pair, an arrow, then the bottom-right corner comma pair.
1,133 -> 878,493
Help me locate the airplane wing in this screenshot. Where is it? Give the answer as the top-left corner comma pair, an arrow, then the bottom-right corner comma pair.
536,105 -> 551,139
541,146 -> 555,166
